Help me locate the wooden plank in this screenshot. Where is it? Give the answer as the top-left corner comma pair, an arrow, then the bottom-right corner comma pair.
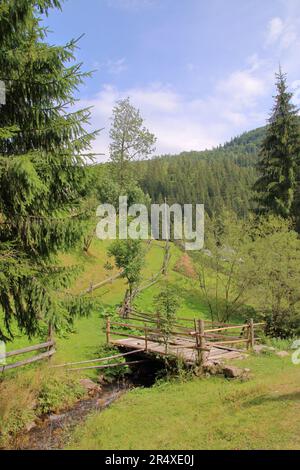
51,349 -> 145,368
210,339 -> 248,345
110,331 -> 155,341
2,349 -> 56,371
67,360 -> 149,372
5,341 -> 54,358
129,316 -> 194,333
204,325 -> 246,333
205,332 -> 244,340
113,333 -> 198,350
212,344 -> 247,353
205,323 -> 265,333
110,321 -> 160,333
81,270 -> 123,295
112,339 -> 176,357
111,321 -> 194,338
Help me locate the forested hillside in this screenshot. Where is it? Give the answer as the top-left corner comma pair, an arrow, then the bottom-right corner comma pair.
136,126 -> 266,217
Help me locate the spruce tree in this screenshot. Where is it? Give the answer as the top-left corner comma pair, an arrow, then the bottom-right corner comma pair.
254,68 -> 300,218
0,0 -> 98,340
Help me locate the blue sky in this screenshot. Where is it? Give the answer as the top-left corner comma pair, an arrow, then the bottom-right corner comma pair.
44,0 -> 300,159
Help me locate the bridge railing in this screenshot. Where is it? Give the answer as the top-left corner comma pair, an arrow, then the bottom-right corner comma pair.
106,312 -> 265,365
107,319 -> 196,352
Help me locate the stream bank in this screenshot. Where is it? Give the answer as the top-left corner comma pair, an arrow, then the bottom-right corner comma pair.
9,358 -> 165,450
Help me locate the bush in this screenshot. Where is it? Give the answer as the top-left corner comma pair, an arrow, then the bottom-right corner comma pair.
264,311 -> 300,341
94,345 -> 129,381
36,370 -> 85,415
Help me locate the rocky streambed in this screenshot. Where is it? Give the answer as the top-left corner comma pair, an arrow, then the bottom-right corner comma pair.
9,380 -> 130,450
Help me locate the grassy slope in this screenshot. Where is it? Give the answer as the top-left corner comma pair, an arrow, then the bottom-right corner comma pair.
68,353 -> 300,450
5,239 -> 208,369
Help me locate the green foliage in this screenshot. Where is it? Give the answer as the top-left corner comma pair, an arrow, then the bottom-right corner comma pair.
254,69 -> 300,219
246,217 -> 300,338
95,345 -> 129,381
0,0 -> 98,339
37,373 -> 85,415
108,239 -> 145,297
196,211 -> 300,337
95,165 -> 150,208
196,211 -> 256,323
154,284 -> 180,352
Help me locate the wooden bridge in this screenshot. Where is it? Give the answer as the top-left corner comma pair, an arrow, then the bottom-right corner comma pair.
106,311 -> 265,367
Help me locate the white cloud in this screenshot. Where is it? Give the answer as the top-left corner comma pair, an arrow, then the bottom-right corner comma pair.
265,17 -> 285,45
268,15 -> 300,77
106,58 -> 127,74
94,58 -> 127,75
83,7 -> 300,161
83,64 -> 269,161
265,15 -> 300,51
105,0 -> 155,10
217,70 -> 266,108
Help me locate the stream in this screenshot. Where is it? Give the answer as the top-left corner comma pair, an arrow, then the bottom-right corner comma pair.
10,381 -> 129,450
9,360 -> 164,450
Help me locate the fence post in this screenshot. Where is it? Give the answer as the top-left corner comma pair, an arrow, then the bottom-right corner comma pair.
249,318 -> 255,349
198,319 -> 207,366
106,317 -> 111,345
47,322 -> 53,341
145,326 -> 148,352
47,322 -> 54,361
194,319 -> 200,365
157,312 -> 160,330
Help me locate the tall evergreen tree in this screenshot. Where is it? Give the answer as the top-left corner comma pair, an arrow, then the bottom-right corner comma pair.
0,0 -> 98,340
254,68 -> 300,218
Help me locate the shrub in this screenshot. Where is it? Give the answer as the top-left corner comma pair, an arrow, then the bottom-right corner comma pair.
36,370 -> 85,415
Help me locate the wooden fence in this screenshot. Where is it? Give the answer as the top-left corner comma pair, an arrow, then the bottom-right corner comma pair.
1,340 -> 56,373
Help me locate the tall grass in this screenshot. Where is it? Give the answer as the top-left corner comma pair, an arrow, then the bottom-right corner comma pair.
0,367 -> 85,448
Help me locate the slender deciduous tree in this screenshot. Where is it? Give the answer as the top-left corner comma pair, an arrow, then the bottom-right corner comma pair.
108,239 -> 144,301
109,97 -> 156,189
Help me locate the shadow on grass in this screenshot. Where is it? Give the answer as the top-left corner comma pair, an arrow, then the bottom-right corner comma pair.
245,391 -> 300,407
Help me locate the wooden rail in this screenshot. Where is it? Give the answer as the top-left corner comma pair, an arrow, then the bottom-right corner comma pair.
1,340 -> 55,373
106,312 -> 265,366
